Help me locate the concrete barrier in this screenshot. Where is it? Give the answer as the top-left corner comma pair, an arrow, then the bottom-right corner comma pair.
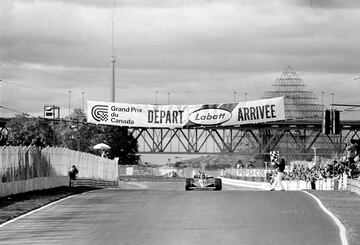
0,176 -> 69,197
221,177 -> 313,191
221,176 -> 349,191
348,179 -> 360,195
221,177 -> 269,190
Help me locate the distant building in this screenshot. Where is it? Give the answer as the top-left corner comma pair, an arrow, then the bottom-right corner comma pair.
262,66 -> 325,121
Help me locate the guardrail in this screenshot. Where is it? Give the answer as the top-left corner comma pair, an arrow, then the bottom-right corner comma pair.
70,178 -> 118,188
119,165 -> 220,178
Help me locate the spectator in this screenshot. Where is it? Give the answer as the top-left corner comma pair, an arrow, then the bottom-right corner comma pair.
285,158 -> 356,183
101,151 -> 107,158
236,160 -> 245,169
220,168 -> 226,177
68,165 -> 79,181
346,139 -> 358,164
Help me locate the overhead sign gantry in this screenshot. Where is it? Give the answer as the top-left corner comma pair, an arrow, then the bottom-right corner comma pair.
87,97 -> 285,128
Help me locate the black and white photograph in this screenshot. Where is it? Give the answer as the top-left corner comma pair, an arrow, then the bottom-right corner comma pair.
1,0 -> 360,244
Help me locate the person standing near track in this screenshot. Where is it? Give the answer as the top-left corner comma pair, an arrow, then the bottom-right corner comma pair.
270,158 -> 286,191
68,165 -> 79,187
346,139 -> 358,165
69,165 -> 79,180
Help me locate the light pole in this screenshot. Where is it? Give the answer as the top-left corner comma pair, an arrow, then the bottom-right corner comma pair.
329,92 -> 335,110
77,120 -> 80,151
81,92 -> 85,112
167,92 -> 170,105
245,92 -> 248,101
233,92 -> 237,102
68,90 -> 72,117
110,56 -> 116,102
321,91 -> 324,107
155,91 -> 159,105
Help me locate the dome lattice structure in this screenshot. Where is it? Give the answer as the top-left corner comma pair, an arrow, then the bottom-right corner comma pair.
262,66 -> 324,120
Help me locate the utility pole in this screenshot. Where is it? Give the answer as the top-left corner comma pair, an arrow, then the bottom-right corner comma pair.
53,105 -> 56,146
77,119 -> 81,151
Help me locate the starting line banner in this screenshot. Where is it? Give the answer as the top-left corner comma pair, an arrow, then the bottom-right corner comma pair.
87,97 -> 285,128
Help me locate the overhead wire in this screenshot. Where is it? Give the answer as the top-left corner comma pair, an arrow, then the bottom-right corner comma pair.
0,79 -> 64,96
1,60 -> 106,88
1,60 -> 359,96
0,105 -> 30,115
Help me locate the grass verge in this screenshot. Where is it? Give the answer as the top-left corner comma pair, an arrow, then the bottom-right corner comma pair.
307,190 -> 360,245
0,186 -> 99,225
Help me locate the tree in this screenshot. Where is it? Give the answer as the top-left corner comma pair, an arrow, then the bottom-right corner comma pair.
57,108 -> 101,152
5,110 -> 140,164
103,126 -> 140,165
6,114 -> 53,147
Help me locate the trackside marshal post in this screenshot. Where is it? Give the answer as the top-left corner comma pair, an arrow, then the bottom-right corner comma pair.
87,97 -> 285,128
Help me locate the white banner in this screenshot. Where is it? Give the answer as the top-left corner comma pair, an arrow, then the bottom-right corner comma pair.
87,97 -> 285,128
236,169 -> 267,178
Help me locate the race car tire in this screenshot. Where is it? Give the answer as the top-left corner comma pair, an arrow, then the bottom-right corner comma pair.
185,178 -> 193,191
214,178 -> 222,191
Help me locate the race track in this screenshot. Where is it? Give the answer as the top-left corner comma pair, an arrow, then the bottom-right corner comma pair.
0,182 -> 342,245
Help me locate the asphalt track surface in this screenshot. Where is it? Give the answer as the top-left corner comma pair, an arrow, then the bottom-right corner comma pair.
0,182 -> 341,245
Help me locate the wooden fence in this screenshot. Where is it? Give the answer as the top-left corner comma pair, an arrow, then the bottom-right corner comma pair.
0,146 -> 118,182
0,146 -> 118,197
41,147 -> 118,181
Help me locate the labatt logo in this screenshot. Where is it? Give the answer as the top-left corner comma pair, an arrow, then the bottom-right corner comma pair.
189,108 -> 232,125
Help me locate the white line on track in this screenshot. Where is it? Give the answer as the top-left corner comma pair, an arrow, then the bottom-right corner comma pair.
0,196 -> 73,228
302,190 -> 348,245
0,189 -> 99,229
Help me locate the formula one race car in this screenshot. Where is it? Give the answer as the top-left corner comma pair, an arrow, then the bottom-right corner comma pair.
185,172 -> 222,191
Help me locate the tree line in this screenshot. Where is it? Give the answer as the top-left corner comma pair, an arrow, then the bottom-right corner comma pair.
1,108 -> 139,165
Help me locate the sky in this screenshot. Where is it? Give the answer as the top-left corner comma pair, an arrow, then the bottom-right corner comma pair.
1,0 -> 360,120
